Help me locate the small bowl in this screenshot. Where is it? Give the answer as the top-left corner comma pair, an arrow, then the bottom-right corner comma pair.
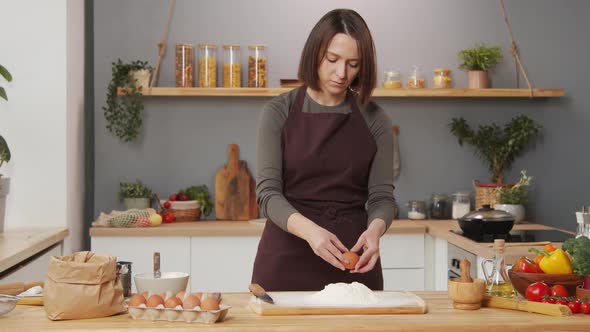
134,272 -> 189,295
576,286 -> 590,300
448,278 -> 486,310
0,295 -> 19,316
508,269 -> 584,298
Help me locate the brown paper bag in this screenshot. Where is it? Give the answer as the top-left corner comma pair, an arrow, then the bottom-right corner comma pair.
44,251 -> 125,320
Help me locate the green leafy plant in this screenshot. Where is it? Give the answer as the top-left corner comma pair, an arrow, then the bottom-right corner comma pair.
449,115 -> 542,183
458,43 -> 503,71
181,185 -> 212,216
495,170 -> 532,205
103,59 -> 152,142
118,180 -> 153,199
0,64 -> 13,177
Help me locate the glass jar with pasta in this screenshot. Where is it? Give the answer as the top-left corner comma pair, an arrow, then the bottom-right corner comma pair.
407,65 -> 426,89
198,43 -> 217,88
248,44 -> 267,88
223,44 -> 241,88
175,44 -> 194,87
433,68 -> 453,88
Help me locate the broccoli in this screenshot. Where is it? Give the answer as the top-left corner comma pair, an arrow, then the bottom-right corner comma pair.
562,236 -> 590,277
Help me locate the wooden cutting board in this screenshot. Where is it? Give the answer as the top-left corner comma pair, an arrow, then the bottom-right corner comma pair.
215,144 -> 258,221
249,291 -> 427,315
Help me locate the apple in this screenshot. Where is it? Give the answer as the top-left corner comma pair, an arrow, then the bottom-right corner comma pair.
149,213 -> 163,226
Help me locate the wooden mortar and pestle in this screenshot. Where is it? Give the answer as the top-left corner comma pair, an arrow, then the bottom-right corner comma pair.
448,259 -> 486,310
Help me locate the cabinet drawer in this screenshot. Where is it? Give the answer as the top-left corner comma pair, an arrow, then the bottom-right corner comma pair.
380,234 -> 424,269
190,236 -> 259,292
382,268 -> 425,291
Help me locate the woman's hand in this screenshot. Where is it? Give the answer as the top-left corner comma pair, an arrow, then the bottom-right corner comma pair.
287,213 -> 349,270
349,219 -> 386,273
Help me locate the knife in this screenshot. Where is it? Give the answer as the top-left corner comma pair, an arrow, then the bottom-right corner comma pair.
249,283 -> 274,304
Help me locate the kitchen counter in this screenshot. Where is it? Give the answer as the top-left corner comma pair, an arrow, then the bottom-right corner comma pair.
4,292 -> 588,331
0,227 -> 68,273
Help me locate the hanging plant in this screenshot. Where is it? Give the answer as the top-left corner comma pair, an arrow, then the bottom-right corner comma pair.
103,59 -> 152,142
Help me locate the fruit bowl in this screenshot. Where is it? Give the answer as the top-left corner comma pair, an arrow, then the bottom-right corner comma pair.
160,200 -> 201,221
508,269 -> 584,298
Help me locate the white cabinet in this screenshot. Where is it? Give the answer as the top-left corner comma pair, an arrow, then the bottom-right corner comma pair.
190,236 -> 259,292
91,236 -> 191,293
380,234 -> 425,291
91,233 -> 427,292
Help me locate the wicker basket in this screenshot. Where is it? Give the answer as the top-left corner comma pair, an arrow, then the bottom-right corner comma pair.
473,180 -> 512,209
161,200 -> 201,221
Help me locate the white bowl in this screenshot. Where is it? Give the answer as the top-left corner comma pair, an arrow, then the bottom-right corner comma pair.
0,295 -> 18,316
134,272 -> 189,294
160,200 -> 199,210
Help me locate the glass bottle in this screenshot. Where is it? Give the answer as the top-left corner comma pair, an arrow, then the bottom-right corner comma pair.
433,68 -> 453,88
451,192 -> 471,219
175,44 -> 194,87
482,239 -> 516,298
383,70 -> 402,89
248,45 -> 267,88
407,200 -> 427,220
223,44 -> 241,88
198,43 -> 217,87
429,193 -> 450,219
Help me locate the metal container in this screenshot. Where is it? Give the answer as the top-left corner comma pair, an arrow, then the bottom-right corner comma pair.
117,261 -> 133,298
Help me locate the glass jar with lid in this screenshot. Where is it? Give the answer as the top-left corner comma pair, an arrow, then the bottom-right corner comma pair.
451,192 -> 471,219
407,65 -> 425,88
433,68 -> 453,88
430,193 -> 450,219
383,70 -> 402,89
198,43 -> 217,87
248,44 -> 267,88
223,44 -> 241,88
407,200 -> 427,220
175,44 -> 194,87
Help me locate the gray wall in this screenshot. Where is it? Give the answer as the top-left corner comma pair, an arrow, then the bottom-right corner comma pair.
94,0 -> 590,232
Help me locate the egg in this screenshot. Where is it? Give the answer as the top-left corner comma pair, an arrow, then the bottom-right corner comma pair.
200,297 -> 220,311
140,291 -> 149,298
164,296 -> 183,308
194,292 -> 203,300
128,294 -> 146,307
342,251 -> 360,270
176,290 -> 185,300
182,294 -> 201,309
146,294 -> 165,308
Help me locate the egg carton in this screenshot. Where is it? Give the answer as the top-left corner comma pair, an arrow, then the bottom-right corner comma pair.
127,304 -> 230,324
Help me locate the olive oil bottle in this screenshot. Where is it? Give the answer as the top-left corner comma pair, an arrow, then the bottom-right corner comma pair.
483,239 -> 516,298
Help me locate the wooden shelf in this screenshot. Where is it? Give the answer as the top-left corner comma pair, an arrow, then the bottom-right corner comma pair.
117,87 -> 565,98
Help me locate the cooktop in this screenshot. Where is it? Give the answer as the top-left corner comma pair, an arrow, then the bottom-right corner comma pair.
450,229 -> 575,243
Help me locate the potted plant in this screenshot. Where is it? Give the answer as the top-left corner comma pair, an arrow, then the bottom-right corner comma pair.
103,59 -> 152,143
119,180 -> 153,210
1,64 -> 13,232
494,170 -> 532,223
458,43 -> 503,88
449,115 -> 542,208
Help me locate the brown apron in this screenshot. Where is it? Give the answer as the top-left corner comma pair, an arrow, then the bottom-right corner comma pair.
252,86 -> 383,291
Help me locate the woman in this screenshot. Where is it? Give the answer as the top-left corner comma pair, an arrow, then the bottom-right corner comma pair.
252,8 -> 397,291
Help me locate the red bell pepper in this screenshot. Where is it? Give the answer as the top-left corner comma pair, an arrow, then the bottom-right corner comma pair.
514,256 -> 544,273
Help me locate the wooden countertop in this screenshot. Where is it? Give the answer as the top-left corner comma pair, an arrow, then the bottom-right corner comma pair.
4,292 -> 588,331
0,227 -> 69,273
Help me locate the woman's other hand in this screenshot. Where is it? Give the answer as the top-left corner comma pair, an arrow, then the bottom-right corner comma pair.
349,219 -> 386,273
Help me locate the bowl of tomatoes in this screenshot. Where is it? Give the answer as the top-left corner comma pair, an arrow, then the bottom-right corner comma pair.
509,268 -> 584,298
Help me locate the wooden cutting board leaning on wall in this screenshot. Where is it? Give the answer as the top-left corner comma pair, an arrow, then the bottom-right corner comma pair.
215,144 -> 258,220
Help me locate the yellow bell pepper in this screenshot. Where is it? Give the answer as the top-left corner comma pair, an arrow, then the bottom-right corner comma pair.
529,248 -> 573,274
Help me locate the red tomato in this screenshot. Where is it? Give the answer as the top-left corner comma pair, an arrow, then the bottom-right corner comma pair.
163,201 -> 171,209
555,299 -> 569,306
580,302 -> 590,314
541,297 -> 556,304
568,301 -> 581,314
163,213 -> 174,223
177,193 -> 189,201
168,212 -> 175,222
169,194 -> 178,201
526,282 -> 550,302
550,285 -> 569,298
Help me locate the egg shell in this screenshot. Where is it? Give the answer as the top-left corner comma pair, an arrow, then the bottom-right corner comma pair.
176,290 -> 186,300
128,294 -> 147,307
183,294 -> 201,309
164,296 -> 183,308
146,294 -> 165,308
200,297 -> 220,311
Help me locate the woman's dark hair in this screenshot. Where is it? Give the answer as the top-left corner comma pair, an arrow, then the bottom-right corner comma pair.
297,9 -> 377,105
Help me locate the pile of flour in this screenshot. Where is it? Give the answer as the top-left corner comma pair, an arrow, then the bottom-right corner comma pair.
307,282 -> 380,306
